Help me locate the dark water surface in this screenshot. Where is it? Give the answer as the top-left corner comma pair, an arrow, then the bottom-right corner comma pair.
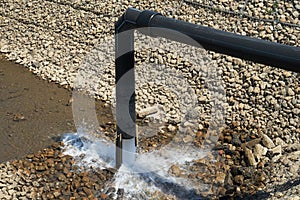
0,55 -> 115,162
0,55 -> 76,162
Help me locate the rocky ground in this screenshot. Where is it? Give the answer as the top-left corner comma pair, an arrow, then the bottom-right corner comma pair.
0,142 -> 118,200
0,0 -> 299,199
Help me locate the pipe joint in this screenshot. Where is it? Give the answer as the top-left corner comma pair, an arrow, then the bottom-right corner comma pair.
115,8 -> 161,35
136,10 -> 161,28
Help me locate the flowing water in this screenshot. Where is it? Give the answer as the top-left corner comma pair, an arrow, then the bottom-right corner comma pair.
61,128 -> 213,199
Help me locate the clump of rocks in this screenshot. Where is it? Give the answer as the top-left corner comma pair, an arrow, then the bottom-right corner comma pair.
0,142 -> 117,200
216,128 -> 300,199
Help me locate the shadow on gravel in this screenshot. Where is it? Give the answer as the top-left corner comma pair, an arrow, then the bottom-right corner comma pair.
229,176 -> 300,200
139,172 -> 208,200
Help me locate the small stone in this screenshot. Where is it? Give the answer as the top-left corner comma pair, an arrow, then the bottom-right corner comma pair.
53,191 -> 60,198
72,180 -> 80,189
224,171 -> 233,186
270,145 -> 282,155
31,61 -> 40,68
290,162 -> 299,174
32,181 -> 39,187
224,135 -> 232,143
282,71 -> 292,77
261,133 -> 275,149
83,187 -> 92,196
272,154 -> 281,162
244,138 -> 261,148
233,175 -> 244,185
253,87 -> 260,94
244,148 -> 257,166
215,171 -> 226,184
138,106 -> 158,118
100,193 -> 108,199
292,11 -> 299,18
35,165 -> 46,171
198,124 -> 204,130
26,154 -> 34,159
169,165 -> 182,176
183,135 -> 193,143
167,124 -> 176,132
57,173 -> 66,181
13,113 -> 26,121
275,138 -> 287,147
287,88 -> 295,96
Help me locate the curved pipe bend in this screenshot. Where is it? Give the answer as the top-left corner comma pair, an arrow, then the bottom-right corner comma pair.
115,7 -> 300,72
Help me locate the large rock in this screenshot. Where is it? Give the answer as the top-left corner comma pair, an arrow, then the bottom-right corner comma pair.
253,144 -> 268,161
261,133 -> 275,149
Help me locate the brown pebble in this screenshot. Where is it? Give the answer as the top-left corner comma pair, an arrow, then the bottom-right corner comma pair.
52,142 -> 60,149
56,163 -> 64,171
224,135 -> 232,143
82,176 -> 89,182
13,113 -> 26,121
72,180 -> 80,189
100,193 -> 108,199
168,165 -> 182,176
26,154 -> 34,159
53,190 -> 61,198
234,175 -> 244,185
47,193 -> 54,199
57,173 -> 66,181
35,165 -> 46,171
218,149 -> 224,156
83,187 -> 92,196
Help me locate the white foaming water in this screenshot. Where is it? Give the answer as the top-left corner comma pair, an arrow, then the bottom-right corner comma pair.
62,132 -> 116,169
62,132 -> 209,199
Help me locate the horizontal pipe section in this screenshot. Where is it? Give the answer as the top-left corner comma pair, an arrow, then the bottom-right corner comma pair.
148,15 -> 300,72
121,8 -> 299,72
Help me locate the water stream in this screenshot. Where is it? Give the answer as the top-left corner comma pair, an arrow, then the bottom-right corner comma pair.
62,131 -> 210,199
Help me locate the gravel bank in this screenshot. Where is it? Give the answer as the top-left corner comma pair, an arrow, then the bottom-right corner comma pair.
0,0 -> 299,199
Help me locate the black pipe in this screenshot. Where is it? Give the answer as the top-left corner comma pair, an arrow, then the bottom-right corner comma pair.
148,15 -> 300,72
114,7 -> 300,168
115,8 -> 138,168
117,8 -> 300,72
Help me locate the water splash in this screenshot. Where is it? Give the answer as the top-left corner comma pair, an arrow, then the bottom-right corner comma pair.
62,132 -> 115,169
62,132 -> 210,199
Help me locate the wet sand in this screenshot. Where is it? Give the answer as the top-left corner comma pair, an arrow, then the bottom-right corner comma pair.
0,55 -> 75,161
0,55 -> 113,162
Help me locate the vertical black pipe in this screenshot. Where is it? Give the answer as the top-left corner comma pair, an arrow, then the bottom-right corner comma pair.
115,20 -> 136,168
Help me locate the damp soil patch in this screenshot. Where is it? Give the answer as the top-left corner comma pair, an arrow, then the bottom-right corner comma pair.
0,56 -> 113,162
